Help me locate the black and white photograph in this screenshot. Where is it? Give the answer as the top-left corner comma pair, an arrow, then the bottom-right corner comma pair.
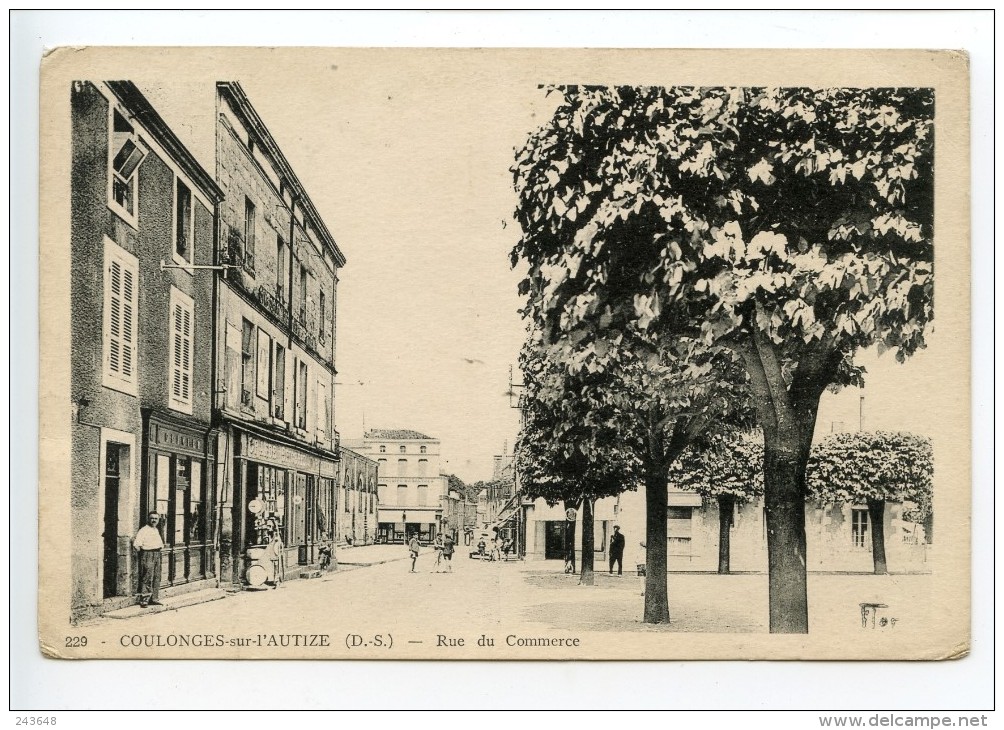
15,16 -> 990,713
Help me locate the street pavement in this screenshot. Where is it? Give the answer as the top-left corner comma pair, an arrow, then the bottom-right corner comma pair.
88,547 -> 934,643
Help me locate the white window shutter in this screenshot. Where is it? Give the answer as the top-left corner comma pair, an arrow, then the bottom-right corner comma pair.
181,306 -> 191,402
108,259 -> 123,376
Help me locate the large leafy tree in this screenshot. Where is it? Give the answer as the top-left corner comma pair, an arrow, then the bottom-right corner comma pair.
668,431 -> 764,574
517,338 -> 645,586
807,431 -> 933,574
512,85 -> 934,632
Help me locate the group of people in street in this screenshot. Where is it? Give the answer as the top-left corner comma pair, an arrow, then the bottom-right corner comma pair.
408,531 -> 456,573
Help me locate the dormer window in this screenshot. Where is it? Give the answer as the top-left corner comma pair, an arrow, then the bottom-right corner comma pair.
109,109 -> 146,225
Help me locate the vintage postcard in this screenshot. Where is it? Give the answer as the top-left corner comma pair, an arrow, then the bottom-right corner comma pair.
39,47 -> 970,660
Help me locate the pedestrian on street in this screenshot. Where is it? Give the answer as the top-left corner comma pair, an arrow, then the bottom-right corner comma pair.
442,532 -> 455,572
431,533 -> 444,572
609,524 -> 626,576
408,534 -> 420,573
638,541 -> 647,595
133,511 -> 164,607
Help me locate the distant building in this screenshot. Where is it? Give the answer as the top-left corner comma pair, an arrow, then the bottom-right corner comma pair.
344,430 -> 447,544
70,81 -> 224,621
336,446 -> 379,546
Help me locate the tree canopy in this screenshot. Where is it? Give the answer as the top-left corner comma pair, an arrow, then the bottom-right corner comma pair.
806,430 -> 933,506
511,85 -> 935,632
516,335 -> 645,507
668,430 -> 765,501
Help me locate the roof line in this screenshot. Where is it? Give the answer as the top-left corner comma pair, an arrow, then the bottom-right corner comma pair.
217,81 -> 346,268
106,81 -> 224,204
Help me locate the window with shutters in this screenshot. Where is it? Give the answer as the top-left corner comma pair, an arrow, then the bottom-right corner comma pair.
102,237 -> 139,396
294,359 -> 308,431
108,109 -> 146,226
316,379 -> 328,440
167,287 -> 195,413
241,319 -> 254,408
273,343 -> 286,421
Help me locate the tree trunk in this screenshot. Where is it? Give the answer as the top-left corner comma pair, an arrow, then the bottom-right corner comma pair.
717,493 -> 735,575
579,497 -> 595,586
867,497 -> 888,575
563,500 -> 576,574
738,331 -> 833,634
922,511 -> 934,544
643,466 -> 670,623
762,437 -> 810,634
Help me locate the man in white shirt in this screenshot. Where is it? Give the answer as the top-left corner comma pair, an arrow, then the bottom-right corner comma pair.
133,511 -> 164,607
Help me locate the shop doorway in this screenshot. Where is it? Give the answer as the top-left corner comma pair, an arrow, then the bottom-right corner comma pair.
544,521 -> 567,560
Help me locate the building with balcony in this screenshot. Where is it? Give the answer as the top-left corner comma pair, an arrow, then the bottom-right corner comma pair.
70,81 -> 224,620
213,82 -> 346,584
344,430 -> 447,544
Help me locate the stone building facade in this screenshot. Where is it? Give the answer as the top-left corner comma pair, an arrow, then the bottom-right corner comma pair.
213,81 -> 346,584
70,81 -> 223,620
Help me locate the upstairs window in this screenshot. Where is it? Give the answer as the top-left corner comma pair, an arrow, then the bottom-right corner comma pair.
420,446 -> 427,454
318,290 -> 326,341
399,445 -> 406,454
240,319 -> 254,407
103,237 -> 139,395
379,445 -> 386,453
174,178 -> 193,266
168,288 -> 194,414
275,235 -> 286,302
273,344 -> 286,421
294,360 -> 308,430
243,198 -> 256,271
109,109 -> 146,225
298,265 -> 308,325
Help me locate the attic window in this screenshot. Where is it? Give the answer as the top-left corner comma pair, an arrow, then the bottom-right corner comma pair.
109,109 -> 146,223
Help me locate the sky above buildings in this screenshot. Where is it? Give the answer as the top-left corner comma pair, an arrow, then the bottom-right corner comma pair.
113,48 -> 957,482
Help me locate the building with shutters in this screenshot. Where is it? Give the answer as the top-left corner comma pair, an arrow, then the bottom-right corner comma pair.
70,81 -> 224,621
212,82 -> 346,586
335,446 -> 379,546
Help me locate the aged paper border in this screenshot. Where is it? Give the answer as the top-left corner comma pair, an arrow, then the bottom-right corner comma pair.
15,7 -> 995,714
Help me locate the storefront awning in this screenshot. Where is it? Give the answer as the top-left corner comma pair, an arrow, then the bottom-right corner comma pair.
492,491 -> 521,527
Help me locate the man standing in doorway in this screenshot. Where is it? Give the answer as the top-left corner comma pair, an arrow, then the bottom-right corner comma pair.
609,525 -> 625,576
134,511 -> 164,607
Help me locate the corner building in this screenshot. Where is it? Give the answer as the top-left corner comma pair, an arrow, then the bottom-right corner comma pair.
213,82 -> 345,585
70,81 -> 223,620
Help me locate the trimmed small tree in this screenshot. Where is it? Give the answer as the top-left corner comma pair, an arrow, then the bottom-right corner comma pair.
516,339 -> 645,586
806,430 -> 933,574
668,431 -> 765,574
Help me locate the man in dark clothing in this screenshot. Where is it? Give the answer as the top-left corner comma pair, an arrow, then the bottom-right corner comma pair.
609,525 -> 625,576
